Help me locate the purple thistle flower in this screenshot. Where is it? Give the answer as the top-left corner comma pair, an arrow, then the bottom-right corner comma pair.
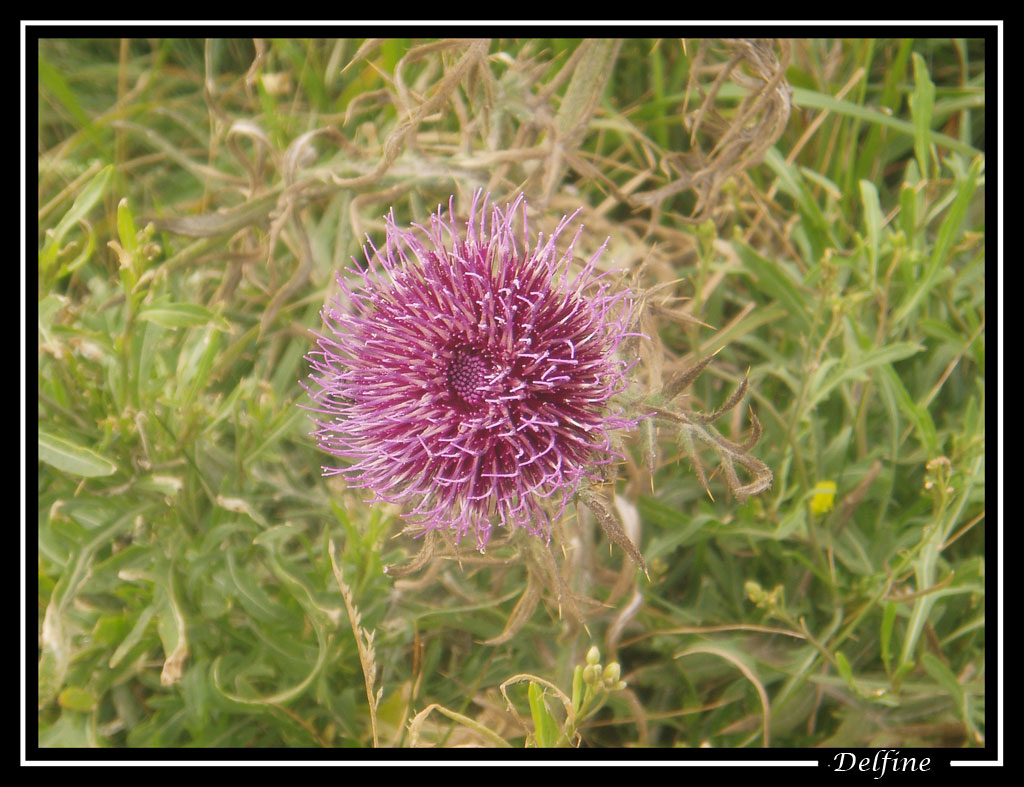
305,192 -> 637,550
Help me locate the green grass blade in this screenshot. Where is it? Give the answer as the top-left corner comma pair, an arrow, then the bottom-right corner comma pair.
39,429 -> 117,477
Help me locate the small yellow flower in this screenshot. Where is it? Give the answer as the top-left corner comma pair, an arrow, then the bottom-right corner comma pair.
809,481 -> 837,515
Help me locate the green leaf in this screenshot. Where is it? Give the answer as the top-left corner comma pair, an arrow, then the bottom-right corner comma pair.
58,224 -> 97,278
899,182 -> 918,241
893,156 -> 982,326
930,155 -> 983,271
41,506 -> 142,706
92,614 -> 130,647
834,651 -> 855,687
212,614 -> 329,706
38,294 -> 69,350
39,602 -> 71,708
38,53 -> 106,151
880,601 -> 898,673
116,197 -> 139,255
225,550 -> 293,625
40,164 -> 113,274
843,342 -> 924,378
38,293 -> 68,328
155,579 -> 189,687
109,606 -> 157,669
876,363 -> 939,455
806,343 -> 924,411
133,320 -> 166,404
789,86 -> 980,158
178,326 -> 224,407
58,686 -> 98,712
138,299 -> 231,331
909,53 -> 936,179
244,404 -> 307,467
921,652 -> 964,710
39,711 -> 92,748
859,179 -> 882,277
38,429 -> 117,477
571,665 -> 584,715
762,148 -> 834,258
732,240 -> 811,330
528,682 -> 561,748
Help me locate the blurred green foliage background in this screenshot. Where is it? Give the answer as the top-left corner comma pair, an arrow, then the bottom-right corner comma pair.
37,37 -> 986,749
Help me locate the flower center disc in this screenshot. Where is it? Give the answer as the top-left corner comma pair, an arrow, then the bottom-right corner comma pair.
447,348 -> 490,405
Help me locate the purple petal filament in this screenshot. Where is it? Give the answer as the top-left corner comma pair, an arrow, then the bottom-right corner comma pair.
305,192 -> 637,550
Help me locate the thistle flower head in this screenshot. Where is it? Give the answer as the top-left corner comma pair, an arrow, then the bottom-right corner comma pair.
305,192 -> 637,550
